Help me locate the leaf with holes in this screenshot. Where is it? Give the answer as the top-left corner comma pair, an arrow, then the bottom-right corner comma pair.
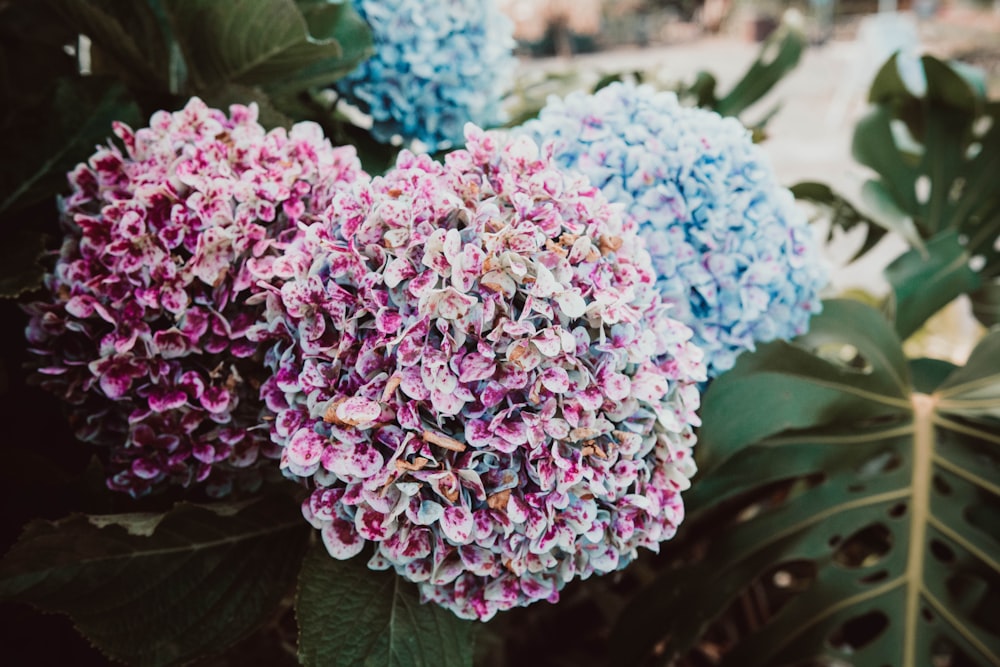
296,542 -> 476,667
852,55 -> 1000,282
611,299 -> 1000,666
792,179 -> 926,266
0,495 -> 310,667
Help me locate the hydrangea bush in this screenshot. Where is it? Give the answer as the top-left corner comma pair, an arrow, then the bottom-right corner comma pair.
24,98 -> 367,497
334,0 -> 516,148
253,125 -> 707,619
520,82 -> 828,376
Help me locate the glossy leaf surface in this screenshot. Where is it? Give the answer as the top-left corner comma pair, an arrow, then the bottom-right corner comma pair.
612,300 -> 1000,666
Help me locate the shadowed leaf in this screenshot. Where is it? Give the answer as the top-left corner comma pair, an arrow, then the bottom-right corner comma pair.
296,542 -> 475,667
611,301 -> 1000,666
885,230 -> 981,340
0,495 -> 310,667
163,0 -> 369,90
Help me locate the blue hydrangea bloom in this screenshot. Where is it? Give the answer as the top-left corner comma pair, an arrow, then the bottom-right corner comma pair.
520,82 -> 828,377
336,0 -> 516,149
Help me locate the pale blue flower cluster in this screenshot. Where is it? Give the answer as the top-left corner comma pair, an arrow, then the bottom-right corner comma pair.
336,0 -> 516,149
520,82 -> 828,377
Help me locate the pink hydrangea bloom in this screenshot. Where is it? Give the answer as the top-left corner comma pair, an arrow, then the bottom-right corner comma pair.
25,97 -> 367,497
254,125 -> 706,620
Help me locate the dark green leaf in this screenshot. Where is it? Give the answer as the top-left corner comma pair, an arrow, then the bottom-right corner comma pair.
852,105 -> 922,218
46,0 -> 169,90
936,330 -> 1000,419
909,358 -> 958,394
696,299 -> 910,474
593,72 -> 625,93
611,309 -> 1000,667
684,70 -> 718,109
792,181 -> 887,262
163,0 -> 366,90
853,55 -> 1000,274
199,84 -> 294,130
262,0 -> 374,94
859,179 -> 925,251
714,22 -> 803,118
0,495 -> 310,667
970,280 -> 1000,328
0,1 -> 77,109
296,542 -> 475,667
885,230 -> 981,340
0,227 -> 46,298
0,76 -> 141,214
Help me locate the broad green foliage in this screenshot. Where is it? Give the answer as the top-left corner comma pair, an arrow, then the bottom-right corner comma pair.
0,496 -> 310,667
0,2 -> 994,663
296,543 -> 476,667
47,0 -> 171,91
612,299 -> 1000,666
0,74 -> 141,297
885,231 -> 980,340
834,54 -> 1000,331
694,21 -> 804,126
0,77 -> 140,215
162,0 -> 371,89
0,0 -> 374,298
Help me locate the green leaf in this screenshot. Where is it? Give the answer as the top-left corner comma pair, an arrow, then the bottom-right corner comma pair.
970,280 -> 1000,328
46,0 -> 170,90
859,179 -> 926,252
163,0 -> 368,90
0,227 -> 46,298
714,21 -> 804,118
684,70 -> 718,109
199,84 -> 294,130
937,330 -> 1000,419
262,0 -> 374,94
885,230 -> 981,341
611,305 -> 1000,667
296,542 -> 475,667
791,181 -> 888,263
0,1 -> 77,108
0,76 -> 141,214
695,299 -> 910,474
853,55 -> 1000,271
0,495 -> 310,667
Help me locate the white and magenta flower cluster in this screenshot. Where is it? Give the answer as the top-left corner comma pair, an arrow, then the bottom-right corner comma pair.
334,0 -> 516,149
25,98 -> 366,497
27,84 -> 825,620
520,82 -> 828,376
252,125 -> 706,619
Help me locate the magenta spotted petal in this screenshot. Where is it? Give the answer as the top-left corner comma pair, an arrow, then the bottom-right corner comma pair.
257,125 -> 707,621
25,97 -> 367,497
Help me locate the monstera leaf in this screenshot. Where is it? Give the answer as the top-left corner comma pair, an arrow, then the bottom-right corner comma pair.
853,54 -> 1000,330
612,299 -> 1000,666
